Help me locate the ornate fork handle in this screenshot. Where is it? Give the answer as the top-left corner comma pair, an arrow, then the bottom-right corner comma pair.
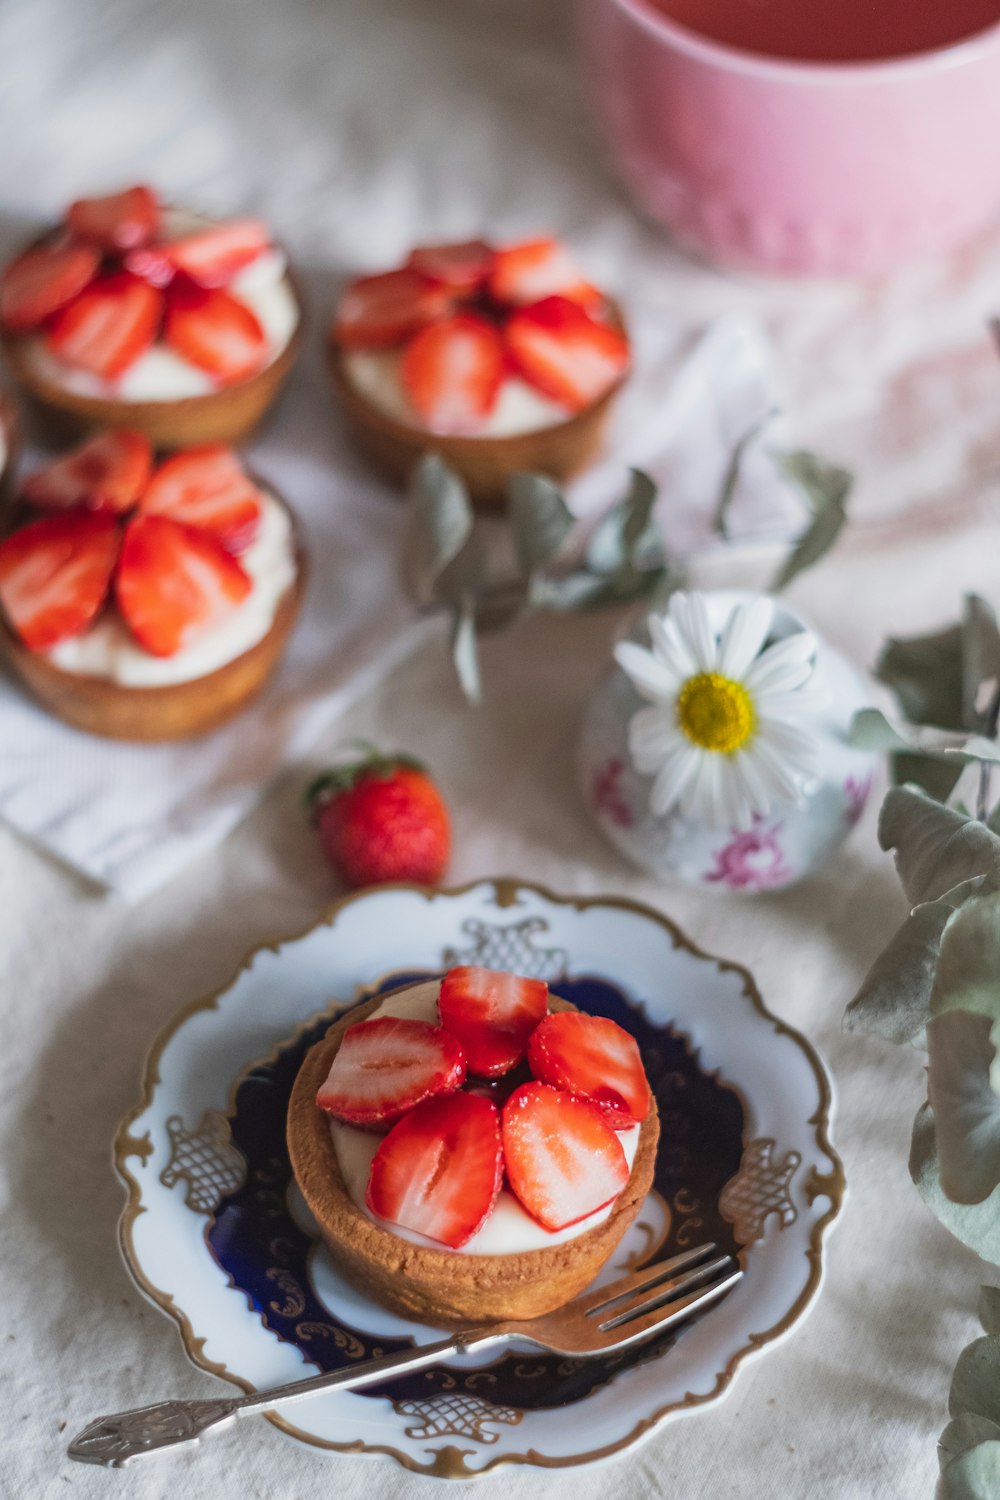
67,1330 -> 503,1467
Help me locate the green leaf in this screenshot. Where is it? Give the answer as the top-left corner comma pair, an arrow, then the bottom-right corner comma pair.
401,454 -> 475,608
891,750 -> 966,803
844,882 -> 982,1045
769,449 -> 852,593
940,1415 -> 1000,1470
450,598 -> 481,705
879,786 -> 1000,905
586,469 -> 664,577
849,707 -> 915,754
712,409 -> 777,539
980,1286 -> 1000,1336
910,1105 -> 1000,1263
876,623 -> 965,731
951,1335 -> 1000,1425
962,595 -> 1000,736
506,472 -> 574,578
940,1441 -> 1000,1499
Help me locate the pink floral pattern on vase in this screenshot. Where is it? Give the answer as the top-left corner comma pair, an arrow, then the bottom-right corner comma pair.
705,820 -> 792,892
843,773 -> 873,828
592,757 -> 634,828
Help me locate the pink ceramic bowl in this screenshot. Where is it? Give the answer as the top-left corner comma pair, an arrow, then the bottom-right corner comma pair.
577,0 -> 1000,275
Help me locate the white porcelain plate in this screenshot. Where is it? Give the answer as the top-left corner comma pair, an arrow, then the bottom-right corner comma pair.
116,880 -> 843,1478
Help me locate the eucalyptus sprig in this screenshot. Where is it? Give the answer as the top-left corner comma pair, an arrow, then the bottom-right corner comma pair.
401,440 -> 853,702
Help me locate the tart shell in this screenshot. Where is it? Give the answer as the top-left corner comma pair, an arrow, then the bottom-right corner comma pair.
0,484 -> 307,742
0,390 -> 20,520
287,990 -> 660,1327
0,232 -> 303,450
326,301 -> 628,513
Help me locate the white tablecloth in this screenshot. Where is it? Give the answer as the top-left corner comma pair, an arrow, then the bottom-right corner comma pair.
2,1 -> 999,1495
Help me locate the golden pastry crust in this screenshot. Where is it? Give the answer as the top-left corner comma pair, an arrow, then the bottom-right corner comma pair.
0,483 -> 307,742
287,989 -> 660,1327
326,300 -> 628,513
0,231 -> 303,450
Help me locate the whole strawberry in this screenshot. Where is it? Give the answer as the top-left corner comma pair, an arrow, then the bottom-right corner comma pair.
308,747 -> 451,888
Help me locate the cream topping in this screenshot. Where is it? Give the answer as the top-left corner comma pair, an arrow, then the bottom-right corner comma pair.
46,489 -> 296,687
19,212 -> 299,402
342,348 -> 573,438
328,982 -> 641,1257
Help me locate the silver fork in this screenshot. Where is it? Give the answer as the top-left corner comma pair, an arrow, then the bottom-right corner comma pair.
67,1242 -> 740,1467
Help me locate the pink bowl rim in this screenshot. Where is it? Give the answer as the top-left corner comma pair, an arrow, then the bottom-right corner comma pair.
602,0 -> 1000,84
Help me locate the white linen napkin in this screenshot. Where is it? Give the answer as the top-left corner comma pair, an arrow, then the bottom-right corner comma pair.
0,311 -> 800,901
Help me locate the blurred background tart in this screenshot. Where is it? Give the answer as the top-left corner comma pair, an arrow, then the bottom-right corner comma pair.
0,432 -> 306,740
328,236 -> 630,510
0,186 -> 302,449
287,969 -> 659,1325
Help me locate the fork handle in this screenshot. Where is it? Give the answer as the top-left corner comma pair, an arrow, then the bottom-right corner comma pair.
67,1327 -> 505,1467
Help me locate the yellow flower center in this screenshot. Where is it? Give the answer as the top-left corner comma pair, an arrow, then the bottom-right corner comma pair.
676,673 -> 755,754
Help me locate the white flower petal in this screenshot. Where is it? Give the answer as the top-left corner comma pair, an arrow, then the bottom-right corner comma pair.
744,632 -> 817,693
718,596 -> 774,680
755,687 -> 829,721
648,611 -> 698,680
679,747 -> 719,824
650,746 -> 701,817
614,641 -> 678,703
732,748 -> 776,819
670,592 -> 717,673
716,756 -> 753,830
756,717 -> 819,763
746,737 -> 807,802
629,705 -> 683,771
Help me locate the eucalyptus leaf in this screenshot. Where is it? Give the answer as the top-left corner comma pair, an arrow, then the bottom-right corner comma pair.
401,454 -> 474,608
879,786 -> 1000,905
892,751 -> 966,803
980,1286 -> 1000,1336
910,1105 -> 1000,1264
713,409 -> 776,539
962,595 -> 1000,736
507,472 -> 575,578
939,1441 -> 1000,1500
844,882 -> 983,1046
927,1012 -> 1000,1205
950,1335 -> 1000,1426
769,449 -> 852,593
931,891 -> 1000,1024
450,599 -> 481,705
940,1415 -> 1000,1470
586,468 -> 664,577
876,623 -> 965,731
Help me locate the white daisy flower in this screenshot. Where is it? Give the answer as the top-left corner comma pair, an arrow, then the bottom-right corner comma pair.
614,592 -> 826,831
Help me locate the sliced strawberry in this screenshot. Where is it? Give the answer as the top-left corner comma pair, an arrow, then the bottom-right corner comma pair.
23,430 -> 153,516
489,238 -> 601,308
164,219 -> 270,288
502,1082 -> 629,1232
527,1012 -> 650,1128
366,1092 -> 502,1248
140,446 -> 262,553
164,281 -> 268,384
66,185 -> 160,251
47,273 -> 163,380
505,296 -> 629,412
316,1016 -> 466,1129
115,515 -> 251,657
400,314 -> 504,433
438,966 -> 548,1077
333,268 -> 453,351
123,244 -> 176,289
406,240 -> 495,292
0,512 -> 119,650
0,242 -> 100,333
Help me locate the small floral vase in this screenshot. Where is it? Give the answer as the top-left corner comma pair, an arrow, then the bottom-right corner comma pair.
578,592 -> 877,893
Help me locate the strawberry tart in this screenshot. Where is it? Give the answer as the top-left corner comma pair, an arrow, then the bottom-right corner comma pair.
287,965 -> 659,1325
0,432 -> 306,740
0,186 -> 302,449
328,237 -> 630,510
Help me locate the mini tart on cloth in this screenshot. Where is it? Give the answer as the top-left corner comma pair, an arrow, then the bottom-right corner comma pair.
0,186 -> 303,449
0,436 -> 306,741
287,989 -> 659,1327
327,237 -> 630,511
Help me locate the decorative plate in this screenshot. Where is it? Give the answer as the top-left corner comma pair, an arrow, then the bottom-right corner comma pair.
116,880 -> 843,1479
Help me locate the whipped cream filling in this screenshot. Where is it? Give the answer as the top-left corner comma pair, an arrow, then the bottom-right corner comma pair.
20,210 -> 299,402
46,489 -> 297,687
342,348 -> 573,438
329,982 -> 641,1257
